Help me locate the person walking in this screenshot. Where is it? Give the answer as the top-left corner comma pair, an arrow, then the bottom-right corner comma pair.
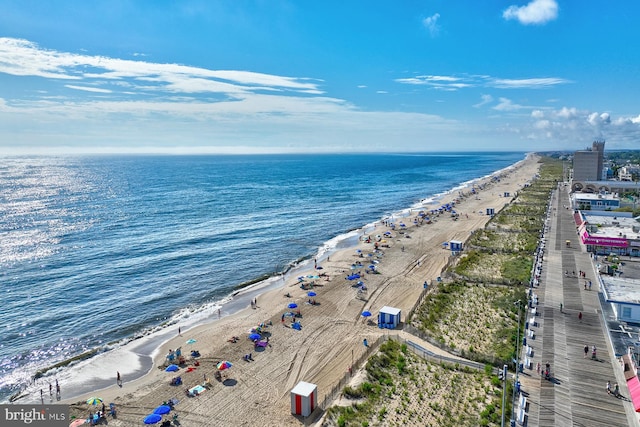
584,344 -> 589,358
117,371 -> 122,387
607,381 -> 612,394
578,311 -> 582,322
560,303 -> 563,313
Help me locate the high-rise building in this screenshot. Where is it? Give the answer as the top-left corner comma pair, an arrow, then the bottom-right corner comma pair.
573,140 -> 605,181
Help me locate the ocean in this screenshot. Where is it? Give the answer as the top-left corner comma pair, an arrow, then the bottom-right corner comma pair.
0,152 -> 526,402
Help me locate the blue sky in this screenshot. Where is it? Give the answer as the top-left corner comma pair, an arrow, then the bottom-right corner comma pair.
1,0 -> 639,154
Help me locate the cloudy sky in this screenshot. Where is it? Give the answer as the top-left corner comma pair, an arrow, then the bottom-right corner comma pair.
1,0 -> 639,154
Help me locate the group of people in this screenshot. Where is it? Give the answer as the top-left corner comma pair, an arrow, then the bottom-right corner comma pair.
606,380 -> 620,397
583,344 -> 597,359
40,378 -> 61,403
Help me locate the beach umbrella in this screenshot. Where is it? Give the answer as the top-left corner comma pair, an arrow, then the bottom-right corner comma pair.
186,338 -> 197,345
86,397 -> 103,406
217,360 -> 233,371
143,414 -> 162,424
307,291 -> 316,297
165,364 -> 179,372
356,249 -> 362,253
362,311 -> 372,317
248,333 -> 261,341
153,405 -> 171,415
288,302 -> 298,309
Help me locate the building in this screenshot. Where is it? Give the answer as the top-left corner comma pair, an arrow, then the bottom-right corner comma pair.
619,165 -> 640,182
601,276 -> 640,323
575,211 -> 640,257
572,140 -> 605,181
572,193 -> 620,211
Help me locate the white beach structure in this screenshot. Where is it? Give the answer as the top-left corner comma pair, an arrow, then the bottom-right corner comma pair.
378,306 -> 401,329
291,381 -> 317,417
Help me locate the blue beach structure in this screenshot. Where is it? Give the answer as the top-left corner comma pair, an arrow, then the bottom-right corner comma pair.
449,240 -> 463,255
378,306 -> 401,329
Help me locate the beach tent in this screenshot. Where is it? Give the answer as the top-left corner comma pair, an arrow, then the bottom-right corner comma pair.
378,306 -> 401,329
486,208 -> 495,216
291,381 -> 317,417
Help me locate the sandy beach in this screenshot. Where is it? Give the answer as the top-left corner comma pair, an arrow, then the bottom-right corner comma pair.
67,154 -> 541,426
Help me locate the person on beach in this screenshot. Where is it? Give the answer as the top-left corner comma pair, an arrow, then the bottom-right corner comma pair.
607,381 -> 611,394
584,344 -> 589,358
117,371 -> 122,387
578,312 -> 582,322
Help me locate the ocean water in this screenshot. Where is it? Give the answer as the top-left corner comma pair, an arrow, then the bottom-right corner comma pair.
0,152 -> 526,402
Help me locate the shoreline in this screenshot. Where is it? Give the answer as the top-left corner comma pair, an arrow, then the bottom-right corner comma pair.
14,154 -> 535,411
61,154 -> 541,426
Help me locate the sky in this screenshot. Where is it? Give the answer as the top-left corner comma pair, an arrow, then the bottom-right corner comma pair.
0,0 -> 639,155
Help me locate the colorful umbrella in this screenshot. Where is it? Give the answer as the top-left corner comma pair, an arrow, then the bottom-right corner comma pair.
361,310 -> 372,317
186,338 -> 197,345
248,333 -> 261,341
153,405 -> 171,415
217,360 -> 233,371
86,397 -> 103,406
165,364 -> 179,372
143,414 -> 162,424
307,291 -> 316,297
287,302 -> 298,309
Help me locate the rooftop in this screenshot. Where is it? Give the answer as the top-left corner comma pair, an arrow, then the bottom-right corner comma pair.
602,276 -> 640,305
583,213 -> 640,240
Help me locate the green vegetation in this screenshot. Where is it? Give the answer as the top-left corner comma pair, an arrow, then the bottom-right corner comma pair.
324,339 -> 507,427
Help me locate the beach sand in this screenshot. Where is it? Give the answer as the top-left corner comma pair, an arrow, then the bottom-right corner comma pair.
68,154 -> 541,426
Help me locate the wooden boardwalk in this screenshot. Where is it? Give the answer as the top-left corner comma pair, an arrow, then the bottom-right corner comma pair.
518,184 -> 636,427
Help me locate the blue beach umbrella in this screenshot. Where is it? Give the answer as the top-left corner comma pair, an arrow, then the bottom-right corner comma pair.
362,311 -> 372,317
153,405 -> 171,415
143,414 -> 162,424
249,333 -> 261,341
288,303 -> 298,309
165,364 -> 179,372
186,338 -> 197,345
307,291 -> 316,297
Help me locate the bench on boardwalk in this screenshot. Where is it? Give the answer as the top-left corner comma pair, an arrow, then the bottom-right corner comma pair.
517,394 -> 528,425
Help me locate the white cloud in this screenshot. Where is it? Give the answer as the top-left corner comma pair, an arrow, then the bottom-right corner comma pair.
0,37 -> 322,97
423,13 -> 441,37
65,85 -> 113,93
493,97 -> 526,111
503,0 -> 558,25
473,94 -> 493,108
525,107 -> 640,145
531,109 -> 545,119
395,74 -> 569,90
491,77 -> 570,89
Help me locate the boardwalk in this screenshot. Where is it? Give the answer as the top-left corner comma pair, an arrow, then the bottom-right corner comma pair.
519,183 -> 637,427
